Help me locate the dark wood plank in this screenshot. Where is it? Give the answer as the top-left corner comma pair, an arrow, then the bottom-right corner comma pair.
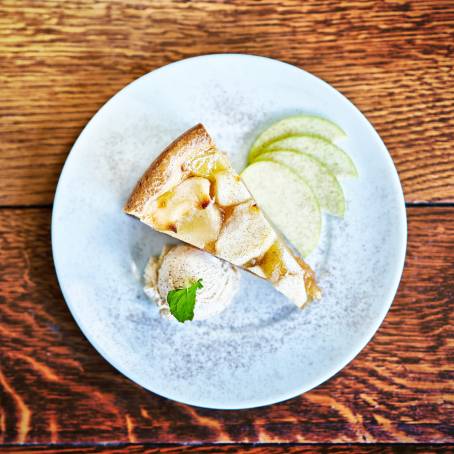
0,207 -> 452,445
0,0 -> 453,205
0,444 -> 451,453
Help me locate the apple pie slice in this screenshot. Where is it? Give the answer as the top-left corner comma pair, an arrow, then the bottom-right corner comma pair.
125,124 -> 320,307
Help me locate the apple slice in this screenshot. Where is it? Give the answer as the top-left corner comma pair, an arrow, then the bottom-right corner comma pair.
241,161 -> 321,257
215,200 -> 276,265
249,114 -> 346,162
177,203 -> 222,249
213,170 -> 251,206
255,150 -> 345,217
148,177 -> 212,230
264,134 -> 357,177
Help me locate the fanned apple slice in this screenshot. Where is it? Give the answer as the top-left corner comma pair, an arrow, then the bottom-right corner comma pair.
249,114 -> 346,162
264,134 -> 357,177
241,161 -> 321,257
255,150 -> 345,217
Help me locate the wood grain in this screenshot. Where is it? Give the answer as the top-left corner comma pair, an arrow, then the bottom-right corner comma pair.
0,207 -> 452,445
0,445 -> 451,453
1,0 -> 453,205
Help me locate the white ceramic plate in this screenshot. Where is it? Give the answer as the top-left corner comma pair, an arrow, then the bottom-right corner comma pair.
52,54 -> 406,409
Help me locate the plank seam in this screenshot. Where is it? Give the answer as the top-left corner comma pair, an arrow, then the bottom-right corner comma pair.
0,442 -> 452,448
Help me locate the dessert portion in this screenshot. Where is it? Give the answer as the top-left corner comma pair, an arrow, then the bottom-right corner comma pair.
144,244 -> 239,321
125,124 -> 320,308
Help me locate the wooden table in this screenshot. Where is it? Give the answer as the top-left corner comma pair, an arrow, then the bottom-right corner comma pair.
1,1 -> 453,452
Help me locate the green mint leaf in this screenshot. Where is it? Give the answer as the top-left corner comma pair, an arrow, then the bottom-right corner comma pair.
167,279 -> 203,323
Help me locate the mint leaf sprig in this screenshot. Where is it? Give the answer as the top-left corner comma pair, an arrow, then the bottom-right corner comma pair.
167,279 -> 203,323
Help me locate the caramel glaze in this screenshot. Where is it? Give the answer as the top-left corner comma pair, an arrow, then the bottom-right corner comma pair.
295,256 -> 321,301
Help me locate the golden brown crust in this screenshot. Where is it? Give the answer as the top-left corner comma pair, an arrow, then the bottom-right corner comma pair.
124,124 -> 216,217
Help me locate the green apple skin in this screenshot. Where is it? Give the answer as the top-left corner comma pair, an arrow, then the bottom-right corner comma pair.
249,115 -> 346,163
256,134 -> 357,177
256,150 -> 345,217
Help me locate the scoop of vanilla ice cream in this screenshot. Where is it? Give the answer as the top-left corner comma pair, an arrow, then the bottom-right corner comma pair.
143,244 -> 239,321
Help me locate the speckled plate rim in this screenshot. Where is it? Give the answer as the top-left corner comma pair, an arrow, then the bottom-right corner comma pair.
52,53 -> 407,409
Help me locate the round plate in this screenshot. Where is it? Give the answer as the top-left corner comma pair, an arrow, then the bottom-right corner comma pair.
52,54 -> 406,409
